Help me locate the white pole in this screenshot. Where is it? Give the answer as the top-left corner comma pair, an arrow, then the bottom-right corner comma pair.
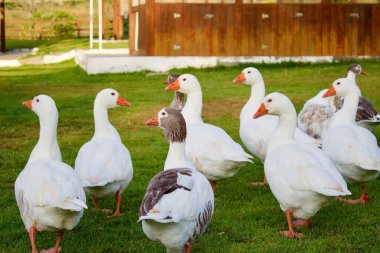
98,0 -> 102,49
89,0 -> 93,48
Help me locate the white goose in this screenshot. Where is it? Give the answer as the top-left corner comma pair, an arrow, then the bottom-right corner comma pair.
140,108 -> 214,253
165,74 -> 253,191
15,95 -> 87,253
75,89 -> 133,217
254,92 -> 350,239
233,67 -> 320,185
322,78 -> 380,204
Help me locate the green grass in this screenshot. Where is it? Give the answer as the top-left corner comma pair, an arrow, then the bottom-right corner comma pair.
0,60 -> 380,252
6,39 -> 129,56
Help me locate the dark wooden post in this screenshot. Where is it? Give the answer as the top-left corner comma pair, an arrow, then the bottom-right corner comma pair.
128,0 -> 135,54
113,0 -> 121,39
0,0 -> 5,52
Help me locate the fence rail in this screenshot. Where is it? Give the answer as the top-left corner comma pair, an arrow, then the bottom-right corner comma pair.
6,20 -> 112,39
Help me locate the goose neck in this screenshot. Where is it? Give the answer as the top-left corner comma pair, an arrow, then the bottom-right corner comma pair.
93,102 -> 119,139
28,114 -> 60,163
170,92 -> 185,111
241,81 -> 266,122
346,71 -> 356,82
181,91 -> 203,124
266,108 -> 296,151
164,141 -> 191,170
330,93 -> 358,126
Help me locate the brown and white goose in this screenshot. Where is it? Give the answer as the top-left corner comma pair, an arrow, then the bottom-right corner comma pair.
140,108 -> 214,253
298,64 -> 379,139
163,74 -> 185,111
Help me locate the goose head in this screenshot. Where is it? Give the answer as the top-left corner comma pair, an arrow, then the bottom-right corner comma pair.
253,92 -> 293,119
23,94 -> 58,119
163,73 -> 180,85
95,88 -> 130,108
347,63 -> 366,75
323,78 -> 357,98
233,67 -> 263,86
164,74 -> 201,94
146,107 -> 187,143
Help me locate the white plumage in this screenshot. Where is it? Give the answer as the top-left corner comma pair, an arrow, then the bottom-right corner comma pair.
165,74 -> 252,190
254,92 -> 350,238
75,88 -> 133,216
322,78 -> 380,204
15,95 -> 87,253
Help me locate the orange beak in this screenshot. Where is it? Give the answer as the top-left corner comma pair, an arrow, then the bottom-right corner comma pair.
163,79 -> 169,84
23,100 -> 33,110
117,95 -> 130,106
360,69 -> 367,75
233,73 -> 246,84
253,103 -> 268,119
165,78 -> 180,91
322,85 -> 336,98
146,115 -> 159,126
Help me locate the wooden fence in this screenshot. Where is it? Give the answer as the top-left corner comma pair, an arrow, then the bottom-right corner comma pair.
129,2 -> 380,56
7,20 -> 112,40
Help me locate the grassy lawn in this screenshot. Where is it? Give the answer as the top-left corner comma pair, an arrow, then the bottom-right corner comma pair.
6,39 -> 129,56
0,60 -> 380,252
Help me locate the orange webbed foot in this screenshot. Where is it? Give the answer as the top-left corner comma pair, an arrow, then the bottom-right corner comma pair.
40,247 -> 61,253
280,230 -> 304,239
292,219 -> 311,229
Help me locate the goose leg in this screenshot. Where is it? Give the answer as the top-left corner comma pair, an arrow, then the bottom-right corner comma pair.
280,209 -> 304,239
92,197 -> 100,209
93,197 -> 113,214
113,191 -> 122,217
185,241 -> 192,253
337,184 -> 369,204
211,181 -> 216,192
28,226 -> 38,253
292,219 -> 311,229
41,231 -> 63,253
251,176 -> 268,186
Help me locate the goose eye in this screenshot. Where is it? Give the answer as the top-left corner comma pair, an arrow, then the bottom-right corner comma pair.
247,71 -> 251,74
337,82 -> 340,85
111,92 -> 115,96
36,98 -> 39,102
268,99 -> 272,103
162,112 -> 166,116
183,78 -> 186,81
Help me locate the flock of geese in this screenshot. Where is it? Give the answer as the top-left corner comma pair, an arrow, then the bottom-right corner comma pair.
15,64 -> 380,252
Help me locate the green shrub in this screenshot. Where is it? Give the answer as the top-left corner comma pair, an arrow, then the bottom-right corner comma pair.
32,10 -> 76,38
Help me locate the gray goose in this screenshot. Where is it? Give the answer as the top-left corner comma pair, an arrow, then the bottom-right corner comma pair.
163,73 -> 185,111
346,64 -> 380,132
140,107 -> 214,253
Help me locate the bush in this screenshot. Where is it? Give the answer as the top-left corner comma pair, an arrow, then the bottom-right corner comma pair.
49,11 -> 76,37
33,10 -> 76,38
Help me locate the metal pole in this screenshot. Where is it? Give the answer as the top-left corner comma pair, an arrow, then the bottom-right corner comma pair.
0,0 -> 5,52
90,0 -> 93,48
98,0 -> 102,49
